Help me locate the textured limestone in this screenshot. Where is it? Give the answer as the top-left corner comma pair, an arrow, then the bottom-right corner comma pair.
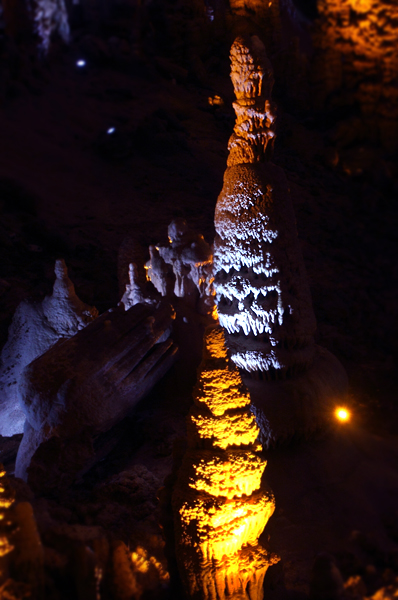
3,0 -> 70,53
213,35 -> 316,377
121,263 -> 159,309
0,259 -> 98,437
311,0 -> 398,149
29,0 -> 70,53
173,325 -> 278,600
213,35 -> 348,446
145,218 -> 213,311
15,301 -> 178,493
227,36 -> 276,167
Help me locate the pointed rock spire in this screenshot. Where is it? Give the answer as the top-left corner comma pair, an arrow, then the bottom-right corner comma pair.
213,35 -> 317,378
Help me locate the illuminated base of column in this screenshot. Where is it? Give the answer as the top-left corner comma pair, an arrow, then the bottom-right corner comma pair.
180,543 -> 278,600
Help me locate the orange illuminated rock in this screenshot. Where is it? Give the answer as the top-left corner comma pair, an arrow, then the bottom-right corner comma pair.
173,325 -> 278,600
0,465 -> 15,590
312,0 -> 398,149
227,36 -> 276,167
0,466 -> 14,564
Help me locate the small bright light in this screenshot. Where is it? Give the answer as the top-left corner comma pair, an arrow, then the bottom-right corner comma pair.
76,60 -> 86,67
335,407 -> 350,422
107,127 -> 115,134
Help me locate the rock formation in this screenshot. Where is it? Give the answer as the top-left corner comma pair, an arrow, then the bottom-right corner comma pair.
15,301 -> 178,493
0,259 -> 98,437
311,0 -> 398,150
227,0 -> 282,58
30,0 -> 70,53
8,501 -> 45,598
0,469 -> 37,598
2,0 -> 69,54
213,36 -> 348,446
214,35 -> 316,377
173,325 -> 278,600
145,218 -> 213,311
121,263 -> 159,309
117,237 -> 148,298
0,465 -> 15,576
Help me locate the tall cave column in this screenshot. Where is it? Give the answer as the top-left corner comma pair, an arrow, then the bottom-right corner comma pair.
213,35 -> 317,378
173,325 -> 278,600
213,35 -> 348,446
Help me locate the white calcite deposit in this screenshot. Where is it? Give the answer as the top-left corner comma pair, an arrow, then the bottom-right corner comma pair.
213,36 -> 316,377
121,263 -> 159,309
33,0 -> 70,53
213,36 -> 348,446
0,259 -> 98,437
15,301 -> 177,493
145,218 -> 213,310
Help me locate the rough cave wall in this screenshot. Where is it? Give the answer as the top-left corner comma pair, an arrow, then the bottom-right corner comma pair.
312,0 -> 398,149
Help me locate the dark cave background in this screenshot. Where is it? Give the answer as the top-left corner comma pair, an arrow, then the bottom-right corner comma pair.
0,0 -> 397,597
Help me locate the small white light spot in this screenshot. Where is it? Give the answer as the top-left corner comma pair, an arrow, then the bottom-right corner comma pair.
107,127 -> 116,134
76,59 -> 86,67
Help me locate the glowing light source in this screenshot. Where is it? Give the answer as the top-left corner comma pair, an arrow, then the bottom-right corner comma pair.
76,59 -> 86,68
335,407 -> 350,422
107,127 -> 116,134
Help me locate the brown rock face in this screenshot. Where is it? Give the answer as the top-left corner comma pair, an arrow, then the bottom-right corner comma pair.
228,0 -> 282,57
173,326 -> 278,600
311,0 -> 398,149
213,35 -> 317,378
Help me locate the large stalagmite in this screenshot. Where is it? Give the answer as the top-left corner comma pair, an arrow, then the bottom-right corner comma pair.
173,325 -> 278,600
213,36 -> 348,445
213,36 -> 316,377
